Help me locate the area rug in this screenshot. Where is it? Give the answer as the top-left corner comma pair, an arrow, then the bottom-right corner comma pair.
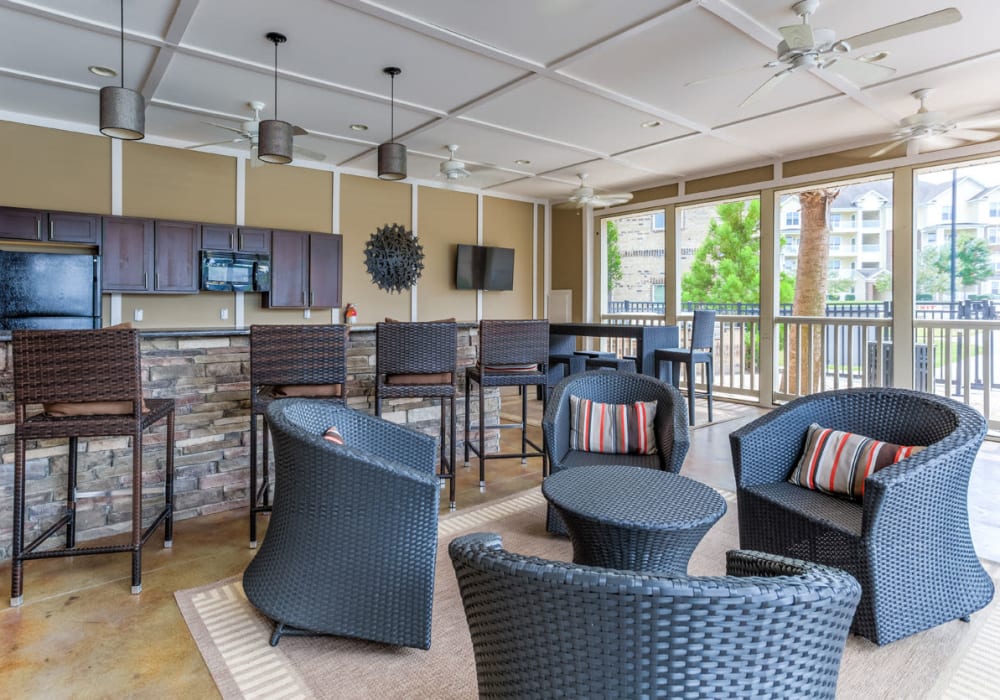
176,488 -> 1000,700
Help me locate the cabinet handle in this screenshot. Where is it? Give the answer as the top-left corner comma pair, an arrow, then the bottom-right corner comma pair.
310,290 -> 315,306
301,290 -> 306,305
36,219 -> 42,240
144,272 -> 148,289
49,220 -> 54,240
230,232 -> 235,250
155,272 -> 161,289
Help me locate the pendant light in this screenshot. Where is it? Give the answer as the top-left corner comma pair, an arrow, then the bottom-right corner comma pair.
258,32 -> 293,164
377,67 -> 407,180
99,0 -> 145,140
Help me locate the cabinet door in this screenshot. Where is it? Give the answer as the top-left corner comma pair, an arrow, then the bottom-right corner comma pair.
201,225 -> 236,252
267,230 -> 310,307
102,217 -> 153,292
237,227 -> 271,253
0,207 -> 45,241
154,221 -> 199,293
309,233 -> 343,308
49,212 -> 101,244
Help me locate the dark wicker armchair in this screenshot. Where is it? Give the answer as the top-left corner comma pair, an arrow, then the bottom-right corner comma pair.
450,534 -> 861,700
542,370 -> 690,534
243,399 -> 440,649
730,387 -> 994,645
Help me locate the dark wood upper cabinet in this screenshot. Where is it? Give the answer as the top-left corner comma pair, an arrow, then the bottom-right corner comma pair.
266,230 -> 342,308
49,212 -> 100,244
309,233 -> 342,309
0,207 -> 46,241
238,227 -> 271,254
153,221 -> 199,293
201,224 -> 236,252
102,217 -> 154,292
268,230 -> 310,307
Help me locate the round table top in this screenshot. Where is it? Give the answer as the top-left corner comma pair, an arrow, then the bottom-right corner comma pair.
542,465 -> 727,531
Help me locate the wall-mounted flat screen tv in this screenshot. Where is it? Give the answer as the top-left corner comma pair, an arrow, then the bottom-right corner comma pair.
454,244 -> 515,291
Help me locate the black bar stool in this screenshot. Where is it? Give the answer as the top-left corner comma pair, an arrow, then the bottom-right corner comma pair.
465,319 -> 549,487
11,327 -> 175,605
249,324 -> 347,547
654,310 -> 716,425
374,320 -> 458,508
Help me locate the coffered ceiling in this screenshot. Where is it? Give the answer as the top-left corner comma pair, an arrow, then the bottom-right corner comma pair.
2,0 -> 1000,202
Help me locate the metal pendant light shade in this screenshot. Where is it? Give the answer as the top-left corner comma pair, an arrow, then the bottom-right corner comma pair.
100,85 -> 144,140
259,31 -> 293,165
377,142 -> 407,181
100,0 -> 144,140
258,119 -> 293,164
378,66 -> 407,180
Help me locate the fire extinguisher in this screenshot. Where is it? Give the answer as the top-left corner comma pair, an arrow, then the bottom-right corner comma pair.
344,303 -> 358,325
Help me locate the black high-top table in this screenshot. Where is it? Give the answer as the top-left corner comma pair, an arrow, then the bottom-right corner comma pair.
548,322 -> 678,378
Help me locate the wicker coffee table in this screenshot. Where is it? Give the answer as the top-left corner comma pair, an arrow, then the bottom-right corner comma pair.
542,464 -> 727,574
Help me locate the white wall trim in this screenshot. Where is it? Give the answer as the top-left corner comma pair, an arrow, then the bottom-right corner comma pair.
477,194 -> 484,321
532,202 -> 538,319
543,203 -> 552,319
331,171 -> 342,323
111,139 -> 123,216
583,205 -> 594,323
110,294 -> 122,325
235,157 -> 245,327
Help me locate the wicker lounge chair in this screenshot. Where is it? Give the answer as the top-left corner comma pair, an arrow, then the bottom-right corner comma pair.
243,399 -> 439,648
730,387 -> 994,645
450,534 -> 861,699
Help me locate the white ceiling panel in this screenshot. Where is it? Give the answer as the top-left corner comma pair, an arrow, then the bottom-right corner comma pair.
16,0 -> 180,38
544,158 -> 675,191
372,0 -> 688,66
617,134 -> 764,179
0,76 -> 101,129
401,121 -> 594,175
347,151 -> 521,191
1,9 -> 158,92
182,0 -> 527,113
489,177 -> 578,200
463,77 -> 692,155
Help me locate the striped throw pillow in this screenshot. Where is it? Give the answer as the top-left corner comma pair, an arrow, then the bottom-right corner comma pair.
788,423 -> 924,500
568,396 -> 657,455
321,426 -> 345,445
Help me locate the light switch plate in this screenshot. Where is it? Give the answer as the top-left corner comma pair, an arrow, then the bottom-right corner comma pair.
134,309 -> 143,322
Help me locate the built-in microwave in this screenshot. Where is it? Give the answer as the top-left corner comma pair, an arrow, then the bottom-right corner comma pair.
200,251 -> 270,292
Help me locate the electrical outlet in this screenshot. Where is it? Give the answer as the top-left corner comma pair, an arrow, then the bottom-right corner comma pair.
303,309 -> 311,319
134,309 -> 143,322
220,308 -> 229,320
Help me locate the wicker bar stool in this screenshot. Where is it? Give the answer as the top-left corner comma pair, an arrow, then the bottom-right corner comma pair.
375,320 -> 458,508
249,324 -> 347,547
11,327 -> 175,606
465,319 -> 549,487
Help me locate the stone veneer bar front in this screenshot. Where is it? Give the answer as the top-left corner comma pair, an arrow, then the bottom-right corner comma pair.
0,324 -> 501,560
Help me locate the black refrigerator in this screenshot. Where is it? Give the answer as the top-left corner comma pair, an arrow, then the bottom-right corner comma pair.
0,251 -> 101,329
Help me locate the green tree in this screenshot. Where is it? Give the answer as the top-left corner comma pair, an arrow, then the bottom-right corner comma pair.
681,200 -> 761,304
917,233 -> 992,298
606,219 -> 623,293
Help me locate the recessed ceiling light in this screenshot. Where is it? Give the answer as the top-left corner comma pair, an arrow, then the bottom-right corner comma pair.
641,119 -> 661,128
515,159 -> 531,165
349,123 -> 368,131
88,65 -> 117,78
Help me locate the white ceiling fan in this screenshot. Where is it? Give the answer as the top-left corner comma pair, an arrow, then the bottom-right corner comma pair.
731,1 -> 962,108
556,173 -> 634,209
186,101 -> 326,165
871,89 -> 1000,158
438,144 -> 472,181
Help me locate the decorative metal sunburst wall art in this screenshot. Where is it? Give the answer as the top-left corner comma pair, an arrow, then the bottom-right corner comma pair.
363,223 -> 425,294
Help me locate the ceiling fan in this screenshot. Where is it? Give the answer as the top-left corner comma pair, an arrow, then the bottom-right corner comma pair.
734,1 -> 962,108
186,101 -> 326,164
871,89 -> 1000,157
438,144 -> 472,181
556,173 -> 634,209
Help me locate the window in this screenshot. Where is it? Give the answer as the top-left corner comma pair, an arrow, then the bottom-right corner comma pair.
927,231 -> 937,244
830,212 -> 841,228
941,204 -> 952,222
652,284 -> 664,303
829,259 -> 842,271
830,236 -> 841,250
652,211 -> 665,231
785,210 -> 800,227
989,226 -> 1000,244
990,201 -> 1000,218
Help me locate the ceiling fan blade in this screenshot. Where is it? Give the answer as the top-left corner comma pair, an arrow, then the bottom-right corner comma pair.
292,145 -> 327,161
187,138 -> 245,149
870,138 -> 909,158
292,125 -> 309,136
957,111 -> 1000,129
739,68 -> 793,109
824,56 -> 896,84
950,128 -> 1000,143
592,193 -> 634,208
201,120 -> 248,136
779,23 -> 814,51
684,62 -> 770,87
843,8 -> 961,51
919,134 -> 966,152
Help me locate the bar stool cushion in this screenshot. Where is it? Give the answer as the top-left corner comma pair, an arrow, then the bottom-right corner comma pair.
272,383 -> 343,398
385,372 -> 454,385
44,399 -> 150,416
481,363 -> 540,373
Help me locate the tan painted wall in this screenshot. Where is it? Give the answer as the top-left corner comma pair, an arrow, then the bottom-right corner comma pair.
340,174 -> 411,323
123,142 -> 236,223
551,208 -> 583,321
417,186 -> 478,321
245,163 -> 332,232
686,165 -> 774,195
119,294 -> 226,329
631,183 -> 679,205
482,196 -> 533,320
0,121 -> 110,213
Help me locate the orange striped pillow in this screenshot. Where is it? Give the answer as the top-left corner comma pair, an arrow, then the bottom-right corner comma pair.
568,396 -> 657,455
788,423 -> 924,500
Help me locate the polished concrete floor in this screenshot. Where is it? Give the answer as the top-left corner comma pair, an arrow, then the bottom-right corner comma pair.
0,392 -> 997,698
